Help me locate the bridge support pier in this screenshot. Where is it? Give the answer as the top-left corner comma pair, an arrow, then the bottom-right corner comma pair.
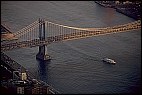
36,45 -> 51,61
36,18 -> 51,61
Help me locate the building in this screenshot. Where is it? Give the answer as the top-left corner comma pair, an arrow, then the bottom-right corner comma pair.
21,73 -> 27,80
17,87 -> 24,94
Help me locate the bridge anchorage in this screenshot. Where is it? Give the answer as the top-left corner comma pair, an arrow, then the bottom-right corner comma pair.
36,19 -> 51,61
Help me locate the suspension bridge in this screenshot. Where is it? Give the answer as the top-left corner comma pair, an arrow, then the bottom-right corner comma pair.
1,19 -> 141,60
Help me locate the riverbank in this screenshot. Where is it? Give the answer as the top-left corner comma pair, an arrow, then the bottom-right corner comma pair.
95,1 -> 141,20
0,52 -> 59,94
115,7 -> 141,20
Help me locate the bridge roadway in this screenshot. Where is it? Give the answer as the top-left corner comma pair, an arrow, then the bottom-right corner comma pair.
1,23 -> 141,52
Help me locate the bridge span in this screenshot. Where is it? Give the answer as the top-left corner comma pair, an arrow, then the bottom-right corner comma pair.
1,19 -> 141,52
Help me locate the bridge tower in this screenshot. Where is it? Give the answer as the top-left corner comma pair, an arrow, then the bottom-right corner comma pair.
36,18 -> 51,61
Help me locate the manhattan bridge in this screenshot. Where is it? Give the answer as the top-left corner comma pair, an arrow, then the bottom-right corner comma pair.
1,18 -> 141,94
1,19 -> 141,60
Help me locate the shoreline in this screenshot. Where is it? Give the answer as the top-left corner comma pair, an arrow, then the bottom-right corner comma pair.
115,8 -> 140,20
1,52 -> 59,94
94,1 -> 141,20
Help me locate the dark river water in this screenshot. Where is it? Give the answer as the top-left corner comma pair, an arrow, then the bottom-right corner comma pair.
1,1 -> 141,94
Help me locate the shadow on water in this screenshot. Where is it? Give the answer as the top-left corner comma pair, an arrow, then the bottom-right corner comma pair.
36,59 -> 51,83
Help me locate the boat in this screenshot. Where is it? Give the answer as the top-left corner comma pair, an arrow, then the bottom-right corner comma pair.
102,58 -> 116,64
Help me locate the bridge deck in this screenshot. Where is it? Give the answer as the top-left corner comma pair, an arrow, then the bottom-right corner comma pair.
1,20 -> 141,51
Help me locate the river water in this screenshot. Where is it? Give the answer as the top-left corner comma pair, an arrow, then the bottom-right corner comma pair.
1,1 -> 141,94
